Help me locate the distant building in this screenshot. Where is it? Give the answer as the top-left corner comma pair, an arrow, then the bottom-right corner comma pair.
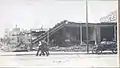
3,26 -> 31,45
8,27 -> 21,44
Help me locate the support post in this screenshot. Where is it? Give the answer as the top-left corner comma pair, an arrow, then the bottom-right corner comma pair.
114,25 -> 117,41
95,25 -> 97,45
80,25 -> 83,45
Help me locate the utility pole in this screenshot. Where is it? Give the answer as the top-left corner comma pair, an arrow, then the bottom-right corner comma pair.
85,0 -> 89,53
117,0 -> 120,66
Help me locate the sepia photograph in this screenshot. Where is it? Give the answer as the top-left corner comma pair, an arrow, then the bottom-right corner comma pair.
0,0 -> 119,68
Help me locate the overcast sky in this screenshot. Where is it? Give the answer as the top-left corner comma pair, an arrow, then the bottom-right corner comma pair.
0,0 -> 118,37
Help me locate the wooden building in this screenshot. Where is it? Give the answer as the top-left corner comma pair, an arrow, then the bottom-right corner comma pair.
49,22 -> 117,47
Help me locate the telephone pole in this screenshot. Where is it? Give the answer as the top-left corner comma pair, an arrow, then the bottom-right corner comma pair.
85,0 -> 89,53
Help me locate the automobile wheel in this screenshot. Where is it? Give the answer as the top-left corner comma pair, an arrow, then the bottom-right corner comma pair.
112,48 -> 117,54
92,47 -> 97,54
96,48 -> 102,54
98,49 -> 102,54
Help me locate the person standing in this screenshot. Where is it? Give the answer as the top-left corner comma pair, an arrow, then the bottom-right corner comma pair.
36,40 -> 49,56
41,40 -> 49,56
36,41 -> 43,56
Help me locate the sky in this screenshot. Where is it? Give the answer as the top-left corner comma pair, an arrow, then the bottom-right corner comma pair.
0,0 -> 118,37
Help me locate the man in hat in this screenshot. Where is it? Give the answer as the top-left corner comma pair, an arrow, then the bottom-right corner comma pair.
36,41 -> 44,56
40,40 -> 49,56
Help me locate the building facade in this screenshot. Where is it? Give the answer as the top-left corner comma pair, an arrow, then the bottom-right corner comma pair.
49,22 -> 117,47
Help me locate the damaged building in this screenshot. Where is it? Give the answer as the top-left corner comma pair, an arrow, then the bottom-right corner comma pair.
32,20 -> 116,47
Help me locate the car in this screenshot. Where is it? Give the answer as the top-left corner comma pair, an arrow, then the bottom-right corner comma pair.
92,41 -> 117,54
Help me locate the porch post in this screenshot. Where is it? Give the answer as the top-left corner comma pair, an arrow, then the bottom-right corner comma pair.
95,25 -> 97,45
80,25 -> 83,45
114,25 -> 117,41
